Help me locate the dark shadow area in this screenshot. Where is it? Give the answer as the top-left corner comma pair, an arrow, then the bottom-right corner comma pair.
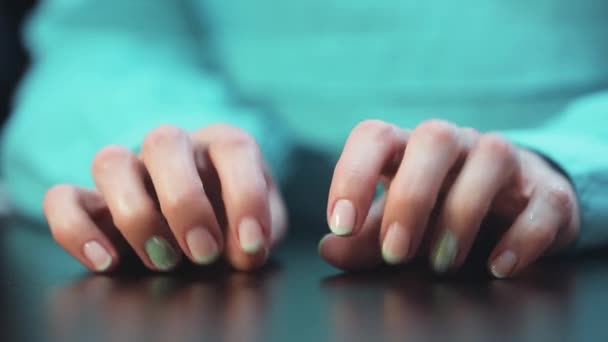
0,218 -> 286,342
43,263 -> 284,342
1,217 -> 608,341
321,250 -> 608,341
280,144 -> 337,241
0,0 -> 36,123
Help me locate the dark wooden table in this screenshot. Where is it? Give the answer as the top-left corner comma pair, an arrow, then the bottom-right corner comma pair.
1,218 -> 607,342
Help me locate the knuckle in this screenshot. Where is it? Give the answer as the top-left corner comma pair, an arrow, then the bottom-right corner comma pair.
212,130 -> 261,158
142,125 -> 184,151
221,129 -> 258,148
234,182 -> 269,209
460,127 -> 482,147
545,185 -> 574,215
43,184 -> 73,213
48,216 -> 81,247
92,145 -> 131,174
525,223 -> 557,247
49,222 -> 73,246
415,119 -> 458,145
162,187 -> 206,215
206,123 -> 244,135
397,188 -> 434,212
478,133 -> 517,163
351,119 -> 395,141
112,202 -> 158,232
446,196 -> 482,225
461,127 -> 481,136
334,166 -> 374,194
43,185 -> 84,246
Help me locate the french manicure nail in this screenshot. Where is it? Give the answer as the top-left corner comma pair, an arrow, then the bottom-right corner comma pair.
83,240 -> 112,272
186,227 -> 219,265
330,199 -> 356,236
431,229 -> 458,273
382,223 -> 410,264
239,217 -> 265,254
490,250 -> 518,279
145,236 -> 179,271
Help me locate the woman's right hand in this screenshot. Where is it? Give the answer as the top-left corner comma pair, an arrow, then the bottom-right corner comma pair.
43,124 -> 287,272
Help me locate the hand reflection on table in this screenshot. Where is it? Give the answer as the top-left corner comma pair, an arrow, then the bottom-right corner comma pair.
3,222 -> 607,341
322,261 -> 578,341
47,262 -> 282,342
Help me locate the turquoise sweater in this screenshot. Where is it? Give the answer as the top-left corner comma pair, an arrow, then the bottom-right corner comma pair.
2,0 -> 607,249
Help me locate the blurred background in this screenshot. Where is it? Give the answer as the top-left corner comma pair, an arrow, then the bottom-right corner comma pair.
0,0 -> 36,216
0,0 -> 35,126
0,0 -> 333,240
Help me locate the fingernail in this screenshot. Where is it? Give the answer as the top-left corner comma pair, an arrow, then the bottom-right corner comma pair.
490,250 -> 518,279
431,229 -> 458,273
330,199 -> 356,236
83,240 -> 112,272
238,217 -> 265,254
186,228 -> 219,265
145,236 -> 179,271
382,223 -> 410,264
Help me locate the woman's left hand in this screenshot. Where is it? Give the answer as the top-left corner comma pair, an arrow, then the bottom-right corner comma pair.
319,119 -> 580,278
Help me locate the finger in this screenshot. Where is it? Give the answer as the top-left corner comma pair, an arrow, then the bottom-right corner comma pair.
192,143 -> 287,247
206,128 -> 271,271
43,185 -> 119,272
431,133 -> 519,273
488,186 -> 573,278
193,124 -> 287,246
141,125 -> 223,266
380,120 -> 464,265
92,145 -> 181,271
268,182 -> 288,246
327,120 -> 408,236
319,195 -> 386,270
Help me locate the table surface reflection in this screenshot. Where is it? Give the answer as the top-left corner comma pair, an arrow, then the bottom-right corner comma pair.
1,220 -> 607,342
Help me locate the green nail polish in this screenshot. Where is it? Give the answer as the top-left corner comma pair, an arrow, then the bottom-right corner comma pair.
431,230 -> 458,273
145,236 -> 179,271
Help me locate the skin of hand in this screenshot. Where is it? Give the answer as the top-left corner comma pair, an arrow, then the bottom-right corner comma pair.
43,124 -> 288,272
319,119 -> 580,278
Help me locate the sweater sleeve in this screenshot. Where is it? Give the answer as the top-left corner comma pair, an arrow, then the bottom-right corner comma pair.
0,0 -> 290,222
503,91 -> 608,251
